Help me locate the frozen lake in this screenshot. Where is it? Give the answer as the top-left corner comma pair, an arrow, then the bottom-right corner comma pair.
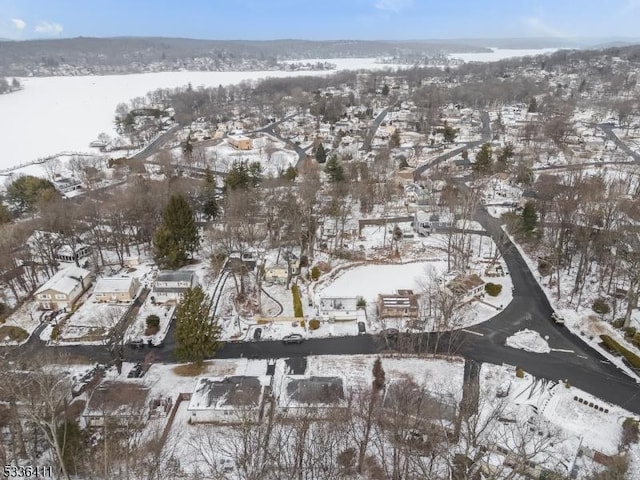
0,58 -> 400,171
450,47 -> 559,63
0,50 -> 558,171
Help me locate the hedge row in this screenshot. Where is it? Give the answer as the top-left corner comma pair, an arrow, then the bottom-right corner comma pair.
292,284 -> 303,318
600,335 -> 640,369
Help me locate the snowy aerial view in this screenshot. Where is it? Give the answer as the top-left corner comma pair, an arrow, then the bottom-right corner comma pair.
1,0 -> 640,479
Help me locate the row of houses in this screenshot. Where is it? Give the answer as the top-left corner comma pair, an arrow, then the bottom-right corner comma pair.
35,266 -> 197,310
83,372 -> 458,427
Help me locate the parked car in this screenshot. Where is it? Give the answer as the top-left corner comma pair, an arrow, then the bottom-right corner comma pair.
382,328 -> 399,338
128,340 -> 145,349
357,322 -> 366,334
253,328 -> 262,341
127,363 -> 144,378
551,312 -> 565,325
282,333 -> 304,344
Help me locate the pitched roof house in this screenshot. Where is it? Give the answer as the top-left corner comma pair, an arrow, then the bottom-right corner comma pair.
152,270 -> 197,304
93,277 -> 140,303
35,265 -> 92,310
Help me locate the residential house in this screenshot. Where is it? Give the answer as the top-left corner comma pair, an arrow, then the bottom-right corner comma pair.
446,274 -> 486,302
35,265 -> 92,310
84,381 -> 150,428
55,243 -> 91,264
52,177 -> 82,195
317,296 -> 361,321
152,270 -> 197,304
378,290 -> 419,319
187,376 -> 269,424
264,264 -> 288,285
413,211 -> 451,236
279,376 -> 347,415
93,277 -> 140,303
228,134 -> 253,150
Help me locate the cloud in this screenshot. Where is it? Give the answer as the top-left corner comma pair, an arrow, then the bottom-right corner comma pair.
374,0 -> 414,13
522,16 -> 566,37
34,21 -> 63,35
11,18 -> 26,30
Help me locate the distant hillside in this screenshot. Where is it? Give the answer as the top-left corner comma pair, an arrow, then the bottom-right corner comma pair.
0,37 -> 489,76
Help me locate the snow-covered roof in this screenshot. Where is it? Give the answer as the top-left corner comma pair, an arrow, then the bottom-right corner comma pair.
35,265 -> 91,295
188,376 -> 268,411
94,277 -> 135,294
281,375 -> 347,408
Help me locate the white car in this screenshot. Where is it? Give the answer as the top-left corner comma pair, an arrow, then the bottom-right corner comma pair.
551,312 -> 565,325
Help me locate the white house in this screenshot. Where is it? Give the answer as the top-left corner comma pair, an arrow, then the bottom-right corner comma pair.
317,296 -> 361,321
35,265 -> 92,310
187,376 -> 269,424
93,277 -> 140,303
152,271 -> 197,304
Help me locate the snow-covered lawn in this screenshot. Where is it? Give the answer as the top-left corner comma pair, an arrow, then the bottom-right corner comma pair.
0,301 -> 43,345
480,363 -> 633,473
317,261 -> 445,303
125,300 -> 175,343
505,329 -> 551,354
55,299 -> 128,344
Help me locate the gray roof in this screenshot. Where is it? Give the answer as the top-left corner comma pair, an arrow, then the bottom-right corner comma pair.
287,376 -> 345,405
155,270 -> 195,283
199,376 -> 262,408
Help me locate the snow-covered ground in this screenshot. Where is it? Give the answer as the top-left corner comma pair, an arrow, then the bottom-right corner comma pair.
481,363 -> 633,458
505,329 -> 551,354
503,227 -> 640,381
0,59 -> 403,171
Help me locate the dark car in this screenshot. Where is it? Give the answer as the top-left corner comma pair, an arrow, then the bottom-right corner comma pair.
127,363 -> 144,378
282,333 -> 304,344
128,340 -> 145,349
253,328 -> 262,341
382,328 -> 399,338
358,322 -> 366,334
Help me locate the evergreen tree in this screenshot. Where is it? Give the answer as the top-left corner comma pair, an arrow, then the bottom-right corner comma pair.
174,286 -> 220,365
381,84 -> 390,96
315,143 -> 327,164
225,160 -> 251,190
281,165 -> 298,182
389,129 -> 401,148
473,143 -> 493,174
153,194 -> 200,269
200,168 -> 219,220
0,200 -> 11,224
225,160 -> 263,190
6,175 -> 57,214
372,357 -> 385,391
248,161 -> 263,186
325,155 -> 345,183
442,122 -> 458,143
497,143 -> 515,163
521,201 -> 537,233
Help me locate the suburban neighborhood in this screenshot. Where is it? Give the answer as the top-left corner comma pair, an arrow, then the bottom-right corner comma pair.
1,18 -> 640,480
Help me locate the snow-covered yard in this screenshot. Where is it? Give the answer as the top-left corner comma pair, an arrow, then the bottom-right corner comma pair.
125,300 -> 175,343
55,299 -> 128,344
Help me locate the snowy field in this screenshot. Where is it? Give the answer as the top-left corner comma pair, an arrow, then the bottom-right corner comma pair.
317,261 -> 444,306
0,59 -> 402,171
